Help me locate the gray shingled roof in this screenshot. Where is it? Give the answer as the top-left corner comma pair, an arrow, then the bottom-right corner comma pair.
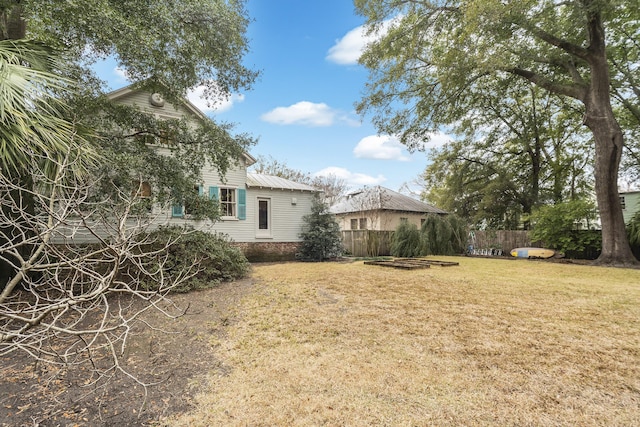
330,186 -> 447,215
246,173 -> 318,192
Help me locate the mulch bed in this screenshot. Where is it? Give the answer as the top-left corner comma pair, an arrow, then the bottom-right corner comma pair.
0,278 -> 254,427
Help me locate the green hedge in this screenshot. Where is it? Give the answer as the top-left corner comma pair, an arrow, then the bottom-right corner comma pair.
134,226 -> 250,292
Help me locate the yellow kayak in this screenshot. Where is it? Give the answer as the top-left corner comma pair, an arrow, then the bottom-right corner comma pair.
510,247 -> 555,259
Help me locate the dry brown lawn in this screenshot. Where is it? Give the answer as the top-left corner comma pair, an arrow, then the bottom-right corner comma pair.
168,257 -> 640,426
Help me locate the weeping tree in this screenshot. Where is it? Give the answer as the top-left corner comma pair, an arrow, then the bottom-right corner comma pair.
420,215 -> 467,256
390,221 -> 421,257
390,214 -> 467,257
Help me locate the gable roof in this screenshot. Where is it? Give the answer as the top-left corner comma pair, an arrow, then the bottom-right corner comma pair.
106,84 -> 207,119
246,173 -> 318,192
106,84 -> 257,166
330,186 -> 447,215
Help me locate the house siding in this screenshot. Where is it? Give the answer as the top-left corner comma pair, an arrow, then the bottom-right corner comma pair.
115,89 -> 317,244
621,191 -> 640,224
336,211 -> 427,232
111,91 -> 192,120
51,87 -> 317,262
146,154 -> 315,243
246,188 -> 314,242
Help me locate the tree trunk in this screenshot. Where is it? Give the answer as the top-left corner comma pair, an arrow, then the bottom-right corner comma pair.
583,11 -> 638,266
587,117 -> 637,265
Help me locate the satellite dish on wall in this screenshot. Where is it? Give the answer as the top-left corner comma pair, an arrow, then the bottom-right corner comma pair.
150,93 -> 165,107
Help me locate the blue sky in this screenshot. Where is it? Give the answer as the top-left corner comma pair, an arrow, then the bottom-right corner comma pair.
96,0 -> 451,193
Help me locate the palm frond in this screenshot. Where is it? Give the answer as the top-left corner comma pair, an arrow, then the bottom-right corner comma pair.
0,39 -> 98,178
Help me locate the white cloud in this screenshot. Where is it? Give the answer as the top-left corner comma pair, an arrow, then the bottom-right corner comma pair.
355,131 -> 452,156
114,67 -> 131,83
423,131 -> 453,149
326,25 -> 369,65
315,166 -> 386,187
261,101 -> 336,127
187,85 -> 245,113
326,19 -> 398,65
353,135 -> 410,161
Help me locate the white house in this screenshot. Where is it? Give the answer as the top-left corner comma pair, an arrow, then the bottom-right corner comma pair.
620,190 -> 640,225
57,85 -> 318,261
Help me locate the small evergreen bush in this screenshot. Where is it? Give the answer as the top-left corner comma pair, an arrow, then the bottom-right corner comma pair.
297,196 -> 343,261
391,221 -> 421,257
134,226 -> 250,292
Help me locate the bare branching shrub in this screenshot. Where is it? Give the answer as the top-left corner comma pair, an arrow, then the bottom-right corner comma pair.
0,151 -> 203,397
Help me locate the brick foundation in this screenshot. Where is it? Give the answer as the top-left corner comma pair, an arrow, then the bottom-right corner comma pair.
232,242 -> 301,262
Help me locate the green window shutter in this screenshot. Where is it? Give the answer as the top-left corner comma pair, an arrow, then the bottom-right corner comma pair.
237,188 -> 246,220
171,188 -> 184,217
172,204 -> 184,217
198,185 -> 204,196
209,186 -> 219,200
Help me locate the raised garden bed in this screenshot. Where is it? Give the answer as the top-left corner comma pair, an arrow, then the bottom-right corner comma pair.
364,258 -> 459,269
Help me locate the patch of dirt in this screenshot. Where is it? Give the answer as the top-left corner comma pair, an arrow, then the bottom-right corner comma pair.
0,277 -> 254,427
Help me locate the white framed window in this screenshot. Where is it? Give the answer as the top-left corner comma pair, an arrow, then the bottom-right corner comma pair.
350,219 -> 358,230
220,188 -> 236,217
359,218 -> 368,230
134,130 -> 175,146
257,198 -> 271,237
208,186 -> 246,220
132,180 -> 152,213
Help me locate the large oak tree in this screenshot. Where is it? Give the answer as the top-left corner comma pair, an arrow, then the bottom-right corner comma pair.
423,79 -> 592,229
355,0 -> 639,265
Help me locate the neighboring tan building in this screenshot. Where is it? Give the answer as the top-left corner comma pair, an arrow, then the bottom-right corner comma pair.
330,186 -> 447,232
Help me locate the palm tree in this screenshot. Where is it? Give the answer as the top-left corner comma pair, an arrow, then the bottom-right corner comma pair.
0,39 -> 96,287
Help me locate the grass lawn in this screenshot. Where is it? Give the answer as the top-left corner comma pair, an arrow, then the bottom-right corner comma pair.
168,257 -> 640,426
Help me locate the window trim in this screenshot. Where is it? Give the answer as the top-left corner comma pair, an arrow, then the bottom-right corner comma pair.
359,217 -> 368,230
256,197 -> 272,238
208,186 -> 246,221
219,187 -> 237,219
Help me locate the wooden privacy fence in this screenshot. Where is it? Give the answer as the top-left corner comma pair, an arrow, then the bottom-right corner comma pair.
341,229 -> 600,259
341,230 -> 393,257
469,230 -> 535,253
341,229 -> 536,257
